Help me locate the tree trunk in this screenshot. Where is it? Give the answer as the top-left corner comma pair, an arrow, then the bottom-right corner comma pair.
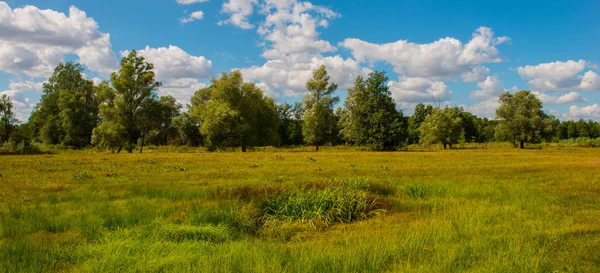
242,138 -> 247,153
443,143 -> 447,149
139,135 -> 145,153
117,143 -> 123,153
519,140 -> 524,149
316,143 -> 319,151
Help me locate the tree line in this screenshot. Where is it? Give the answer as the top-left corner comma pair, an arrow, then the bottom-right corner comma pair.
1,51 -> 599,153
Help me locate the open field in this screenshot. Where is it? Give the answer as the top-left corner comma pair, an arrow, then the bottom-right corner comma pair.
1,147 -> 599,272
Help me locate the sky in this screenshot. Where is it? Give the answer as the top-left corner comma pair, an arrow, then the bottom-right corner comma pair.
0,0 -> 599,121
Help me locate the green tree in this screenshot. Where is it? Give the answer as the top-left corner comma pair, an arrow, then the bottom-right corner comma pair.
0,94 -> 17,143
340,71 -> 405,150
276,102 -> 304,146
408,103 -> 434,144
109,50 -> 162,152
302,65 -> 339,151
190,71 -> 280,152
495,90 -> 555,148
92,82 -> 127,151
419,106 -> 463,149
29,62 -> 98,147
172,112 -> 202,146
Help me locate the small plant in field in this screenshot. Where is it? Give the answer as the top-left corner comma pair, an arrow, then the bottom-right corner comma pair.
73,171 -> 92,181
313,168 -> 323,172
275,155 -> 285,160
104,171 -> 118,177
172,165 -> 187,171
380,165 -> 390,171
307,156 -> 317,162
249,164 -> 259,168
402,184 -> 447,199
144,159 -> 158,164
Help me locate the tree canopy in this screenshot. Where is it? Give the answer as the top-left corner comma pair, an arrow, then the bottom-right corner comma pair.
340,71 -> 406,150
302,65 -> 339,151
495,90 -> 555,148
190,71 -> 280,152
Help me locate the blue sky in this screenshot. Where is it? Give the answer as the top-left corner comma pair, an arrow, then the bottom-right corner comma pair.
0,0 -> 599,121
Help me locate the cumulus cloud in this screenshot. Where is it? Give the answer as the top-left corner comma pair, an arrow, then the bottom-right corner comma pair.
0,2 -> 117,77
532,91 -> 588,105
127,45 -> 213,102
257,0 -> 340,59
340,27 -> 509,80
0,80 -> 44,120
470,76 -> 506,100
239,54 -> 370,97
218,0 -> 258,29
180,10 -> 204,24
230,0 -> 367,98
388,77 -> 452,106
465,97 -> 500,118
461,66 -> 490,82
517,60 -> 600,92
563,104 -> 600,121
176,0 -> 209,4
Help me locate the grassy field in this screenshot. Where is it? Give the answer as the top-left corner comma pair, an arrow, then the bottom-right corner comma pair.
0,147 -> 599,272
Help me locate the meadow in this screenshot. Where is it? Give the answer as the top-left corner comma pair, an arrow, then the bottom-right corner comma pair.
0,146 -> 599,272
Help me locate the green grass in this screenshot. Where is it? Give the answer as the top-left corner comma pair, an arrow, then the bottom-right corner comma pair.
0,146 -> 599,272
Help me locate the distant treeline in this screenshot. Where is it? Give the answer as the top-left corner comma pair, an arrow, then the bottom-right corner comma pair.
1,51 -> 599,153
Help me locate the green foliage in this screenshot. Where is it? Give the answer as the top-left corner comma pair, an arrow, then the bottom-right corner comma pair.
172,112 -> 203,146
408,103 -> 434,144
302,65 -> 339,151
419,106 -> 463,149
276,102 -> 304,146
0,94 -> 17,143
9,123 -> 40,154
496,90 -> 556,148
190,71 -> 280,151
105,50 -> 162,153
29,62 -> 98,147
340,71 -> 406,150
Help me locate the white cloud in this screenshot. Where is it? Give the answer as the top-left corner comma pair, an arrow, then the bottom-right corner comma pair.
239,53 -> 370,97
470,76 -> 506,100
388,77 -> 452,106
218,0 -> 258,29
517,60 -> 600,91
340,27 -> 509,80
231,0 -> 366,98
461,66 -> 490,82
563,104 -> 600,121
532,91 -> 588,105
0,2 -> 117,77
465,97 -> 500,118
180,10 -> 204,24
128,45 -> 213,102
0,80 -> 44,121
176,0 -> 209,4
257,0 -> 340,59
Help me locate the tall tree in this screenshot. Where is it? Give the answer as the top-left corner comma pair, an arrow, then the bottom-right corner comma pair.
190,71 -> 280,152
172,112 -> 202,147
0,94 -> 17,143
495,90 -> 555,148
276,102 -> 304,146
29,62 -> 98,147
340,71 -> 405,150
408,103 -> 434,144
302,65 -> 339,151
419,106 -> 463,149
109,50 -> 162,152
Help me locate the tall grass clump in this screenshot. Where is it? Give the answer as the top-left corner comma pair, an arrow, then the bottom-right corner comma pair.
262,187 -> 385,226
